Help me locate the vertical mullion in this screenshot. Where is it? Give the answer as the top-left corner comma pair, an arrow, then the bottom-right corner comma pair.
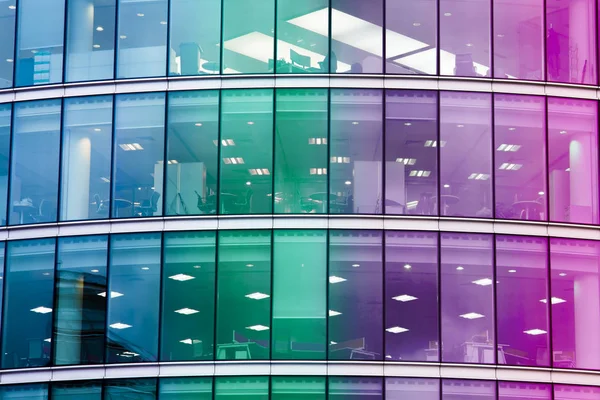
436,92 -> 441,216
216,91 -> 222,215
436,231 -> 442,363
49,237 -> 60,366
156,231 -> 165,361
4,103 -> 14,226
492,232 -> 499,365
491,94 -> 496,219
268,229 -> 274,359
60,0 -> 68,84
164,0 -> 171,78
113,0 -> 120,79
10,0 -> 19,87
56,98 -> 65,222
161,94 -> 169,216
109,95 -> 117,219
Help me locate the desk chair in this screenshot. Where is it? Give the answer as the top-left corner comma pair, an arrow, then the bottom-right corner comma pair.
290,49 -> 311,71
454,53 -> 477,76
138,191 -> 160,216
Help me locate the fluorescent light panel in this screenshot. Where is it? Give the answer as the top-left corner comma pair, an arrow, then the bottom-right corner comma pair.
524,329 -> 547,335
497,144 -> 521,152
98,291 -> 124,298
329,310 -> 342,316
396,158 -> 417,165
472,278 -> 493,286
392,294 -> 418,302
540,297 -> 567,304
460,312 -> 485,319
169,273 -> 195,282
386,326 -> 409,334
246,324 -> 269,331
329,276 -> 346,284
331,156 -> 350,164
31,306 -> 52,314
119,143 -> 143,151
245,292 -> 270,300
110,322 -> 132,329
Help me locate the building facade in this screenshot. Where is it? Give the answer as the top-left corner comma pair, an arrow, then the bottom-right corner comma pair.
0,0 -> 599,399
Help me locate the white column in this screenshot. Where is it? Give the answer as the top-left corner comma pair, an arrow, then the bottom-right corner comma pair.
574,273 -> 600,368
569,134 -> 593,222
569,0 -> 594,83
55,276 -> 84,364
62,132 -> 92,220
69,0 -> 94,54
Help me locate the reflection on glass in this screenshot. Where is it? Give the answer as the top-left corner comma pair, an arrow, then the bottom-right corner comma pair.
329,377 -> 383,399
386,378 -> 439,400
9,100 -> 61,225
441,233 -> 494,363
52,381 -> 102,400
548,97 -> 598,224
385,90 -> 438,215
272,377 -> 326,400
104,379 -> 157,400
54,236 -> 108,365
440,92 -> 492,218
2,239 -> 55,369
385,231 -> 438,361
161,232 -> 215,361
0,105 -> 10,225
106,233 -> 161,363
112,93 -> 165,218
220,89 -> 273,214
496,235 -> 549,367
498,381 -> 551,400
15,0 -> 65,86
442,380 -> 495,399
166,91 -> 219,216
386,0 -> 437,75
216,230 -> 271,360
0,384 -> 48,400
169,0 -> 220,76
330,89 -> 383,214
222,0 -> 274,74
61,96 -> 113,221
0,1 -> 16,88
554,384 -> 600,400
215,377 -> 269,399
329,230 -> 383,360
159,377 -> 212,400
273,230 -> 326,360
494,95 -> 546,221
274,88 -> 328,214
276,0 -> 329,74
65,0 -> 116,82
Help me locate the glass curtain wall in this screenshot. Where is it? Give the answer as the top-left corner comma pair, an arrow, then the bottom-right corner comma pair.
271,377 -> 326,400
0,105 -> 10,225
0,0 -> 16,88
52,381 -> 102,400
215,377 -> 269,399
159,377 -> 213,399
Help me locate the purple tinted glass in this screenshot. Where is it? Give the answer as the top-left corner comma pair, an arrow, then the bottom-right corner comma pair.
329,377 -> 383,399
385,90 -> 438,216
550,238 -> 600,370
496,235 -> 549,367
546,0 -> 597,84
548,97 -> 599,225
440,92 -> 493,218
494,94 -> 547,221
442,380 -> 496,400
493,0 -> 543,80
441,233 -> 494,363
385,231 -> 438,361
499,382 -> 552,400
439,0 -> 491,77
386,378 -> 439,400
328,230 -> 383,360
554,385 -> 600,400
386,0 -> 437,74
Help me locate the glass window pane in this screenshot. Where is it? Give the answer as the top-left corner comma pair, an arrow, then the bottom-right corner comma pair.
274,88 -> 328,214
442,380 -> 495,400
330,89 -> 383,214
273,230 -> 326,360
104,379 -> 156,400
0,2 -> 16,88
548,97 -> 599,225
215,377 -> 269,399
159,377 -> 212,400
65,0 -> 116,82
554,385 -> 600,400
547,0 -> 596,84
498,382 -> 551,400
219,89 -> 273,214
385,231 -> 438,361
386,0 -> 437,75
439,0 -> 490,77
222,0 -> 274,74
276,0 -> 329,74
54,236 -> 108,365
328,377 -> 383,399
9,100 -> 61,225
385,90 -> 438,216
0,384 -> 48,400
551,238 -> 600,369
0,104 -> 11,225
441,233 -> 494,363
112,93 -> 165,218
161,231 -> 215,361
61,96 -> 113,221
386,378 -> 439,400
165,91 -> 218,216
2,239 -> 55,369
52,381 -> 102,400
493,0 -> 543,80
15,0 -> 65,86
116,0 -> 167,78
169,0 -> 220,76
440,92 -> 492,218
272,377 -> 326,400
216,230 -> 271,360
496,235 -> 549,367
328,230 -> 383,360
494,94 -> 546,221
106,233 -> 161,363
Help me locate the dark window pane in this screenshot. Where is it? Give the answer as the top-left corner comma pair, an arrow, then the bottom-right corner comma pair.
61,96 -> 113,221
442,380 -> 495,400
104,379 -> 156,400
2,239 -> 55,369
272,377 -> 326,400
274,88 -> 328,214
496,235 -> 549,366
385,231 -> 438,361
0,384 -> 48,400
330,89 -> 383,214
386,378 -> 439,400
273,230 -> 326,360
328,377 -> 383,400
441,233 -> 494,363
328,230 -> 383,360
161,231 -> 215,361
159,377 -> 212,400
0,2 -> 16,88
216,230 -> 271,360
554,385 -> 600,400
385,90 -> 438,215
498,382 -> 551,400
9,100 -> 61,225
106,233 -> 161,363
54,235 -> 108,365
215,377 -> 269,399
220,89 -> 273,214
52,381 -> 102,400
0,104 -> 10,225
112,93 -> 165,218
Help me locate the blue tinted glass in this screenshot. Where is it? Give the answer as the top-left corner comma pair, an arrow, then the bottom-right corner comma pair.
0,384 -> 48,400
0,104 -> 10,225
104,379 -> 157,399
52,381 -> 102,400
0,2 -> 16,88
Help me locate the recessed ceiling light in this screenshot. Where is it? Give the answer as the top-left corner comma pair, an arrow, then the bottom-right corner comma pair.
560,130 -> 568,134
93,128 -> 102,132
472,278 -> 493,286
119,143 -> 143,151
245,181 -> 252,186
141,267 -> 150,270
31,50 -> 38,54
466,43 -> 473,47
193,265 -> 201,269
352,264 -> 360,267
44,338 -> 51,343
175,308 -> 199,315
246,324 -> 269,331
96,26 -> 104,31
460,312 -> 484,319
497,34 -> 505,38
246,264 -> 254,267
412,22 -> 420,27
169,273 -> 195,281
120,35 -> 127,39
43,272 -> 50,276
538,191 -> 545,195
444,184 -> 450,188
329,276 -> 346,284
403,264 -> 412,270
180,338 -> 202,345
352,121 -> 359,125
98,291 -> 124,298
6,59 -> 13,63
559,272 -> 567,277
245,292 -> 270,300
345,180 -> 352,185
508,269 -> 516,273
330,341 -> 337,345
31,306 -> 52,314
329,310 -> 342,317
444,12 -> 452,16
91,269 -> 100,273
8,5 -> 16,9
247,121 -> 254,125
392,294 -> 418,302
93,44 -> 100,48
195,122 -> 203,126
540,297 -> 566,304
456,266 -> 464,271
386,326 -> 409,334
457,124 -> 464,128
524,329 -> 547,336
404,122 -> 412,126
136,13 -> 144,16
110,322 -> 132,329
160,21 -> 167,25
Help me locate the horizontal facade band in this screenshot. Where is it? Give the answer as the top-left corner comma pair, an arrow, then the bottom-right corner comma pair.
0,75 -> 599,104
